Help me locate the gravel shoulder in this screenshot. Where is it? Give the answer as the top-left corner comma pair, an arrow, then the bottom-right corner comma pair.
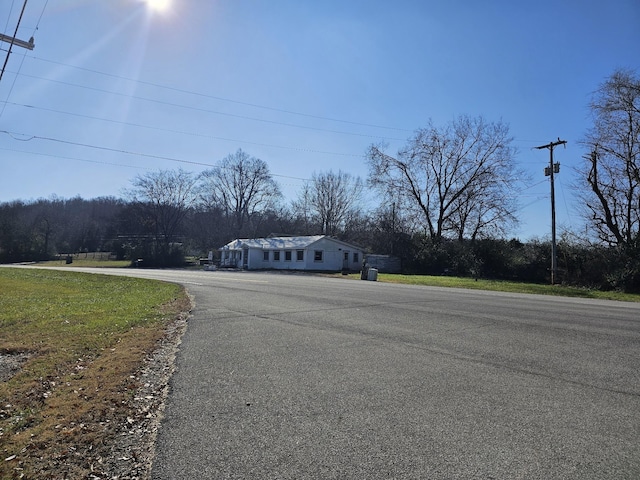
96,300 -> 191,480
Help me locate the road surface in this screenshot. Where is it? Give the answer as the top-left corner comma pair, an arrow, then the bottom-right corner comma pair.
20,267 -> 640,478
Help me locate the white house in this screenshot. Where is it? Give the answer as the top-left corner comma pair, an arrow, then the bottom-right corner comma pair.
218,235 -> 364,272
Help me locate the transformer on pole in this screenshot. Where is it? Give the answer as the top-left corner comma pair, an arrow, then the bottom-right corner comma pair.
535,138 -> 567,285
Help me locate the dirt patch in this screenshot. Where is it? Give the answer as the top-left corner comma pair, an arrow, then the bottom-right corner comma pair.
0,352 -> 31,382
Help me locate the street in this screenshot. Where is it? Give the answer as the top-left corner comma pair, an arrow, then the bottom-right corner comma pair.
34,268 -> 640,478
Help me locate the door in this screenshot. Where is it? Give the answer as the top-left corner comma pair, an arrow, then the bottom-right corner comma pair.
342,251 -> 350,270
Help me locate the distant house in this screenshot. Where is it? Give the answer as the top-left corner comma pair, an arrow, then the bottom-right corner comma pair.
218,235 -> 364,272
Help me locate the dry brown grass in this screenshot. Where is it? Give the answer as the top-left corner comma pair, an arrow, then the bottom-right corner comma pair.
0,268 -> 191,479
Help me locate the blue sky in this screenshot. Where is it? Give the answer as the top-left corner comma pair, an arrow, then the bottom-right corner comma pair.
1,0 -> 638,240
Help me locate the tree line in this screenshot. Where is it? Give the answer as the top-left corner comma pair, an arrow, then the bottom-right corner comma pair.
1,69 -> 638,292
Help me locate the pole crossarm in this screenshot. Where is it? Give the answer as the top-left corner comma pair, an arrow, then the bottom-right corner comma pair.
0,33 -> 35,51
535,138 -> 567,151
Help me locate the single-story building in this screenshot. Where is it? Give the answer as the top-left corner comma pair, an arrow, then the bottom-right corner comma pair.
218,235 -> 364,272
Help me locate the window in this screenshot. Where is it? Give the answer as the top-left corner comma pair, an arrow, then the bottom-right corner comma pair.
353,253 -> 359,264
273,251 -> 280,261
314,250 -> 323,262
285,250 -> 292,261
263,251 -> 269,261
296,250 -> 304,261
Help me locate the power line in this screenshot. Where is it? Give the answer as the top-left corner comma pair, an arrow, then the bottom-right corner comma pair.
3,1 -> 17,34
27,54 -> 413,133
1,129 -> 230,166
1,127 -> 567,207
31,0 -> 48,35
0,146 -> 310,194
4,100 -> 367,158
3,54 -> 556,148
8,70 -> 406,140
0,67 -> 555,149
0,146 -> 151,170
0,129 -> 310,182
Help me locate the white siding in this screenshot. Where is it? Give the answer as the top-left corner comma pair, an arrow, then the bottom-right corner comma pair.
247,249 -> 263,270
303,237 -> 362,271
219,236 -> 363,272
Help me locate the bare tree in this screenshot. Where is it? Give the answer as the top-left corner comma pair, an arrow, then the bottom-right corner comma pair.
200,149 -> 282,237
367,115 -> 520,243
127,168 -> 199,263
447,176 -> 518,242
578,69 -> 640,250
290,182 -> 317,233
294,170 -> 364,236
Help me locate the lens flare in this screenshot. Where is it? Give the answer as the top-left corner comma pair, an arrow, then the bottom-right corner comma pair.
144,0 -> 171,13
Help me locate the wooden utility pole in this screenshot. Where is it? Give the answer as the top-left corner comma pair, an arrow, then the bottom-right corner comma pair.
0,0 -> 34,83
535,138 -> 567,285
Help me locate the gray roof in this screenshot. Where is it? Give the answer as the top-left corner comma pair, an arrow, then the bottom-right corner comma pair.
220,235 -> 360,250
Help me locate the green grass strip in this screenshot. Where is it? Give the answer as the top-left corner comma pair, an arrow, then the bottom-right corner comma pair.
338,272 -> 639,302
375,273 -> 640,302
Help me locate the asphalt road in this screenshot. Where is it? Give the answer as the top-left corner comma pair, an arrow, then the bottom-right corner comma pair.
25,268 -> 640,478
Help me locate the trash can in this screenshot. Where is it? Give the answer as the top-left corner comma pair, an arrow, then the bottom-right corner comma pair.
367,268 -> 378,281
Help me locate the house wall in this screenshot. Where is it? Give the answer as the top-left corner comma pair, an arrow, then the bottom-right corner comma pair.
253,247 -> 310,270
306,237 -> 362,272
247,248 -> 264,269
220,237 -> 363,272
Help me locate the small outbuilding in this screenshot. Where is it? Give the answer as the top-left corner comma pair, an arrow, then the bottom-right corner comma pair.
218,235 -> 364,272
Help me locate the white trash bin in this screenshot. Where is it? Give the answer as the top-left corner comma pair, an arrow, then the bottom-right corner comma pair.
367,268 -> 378,281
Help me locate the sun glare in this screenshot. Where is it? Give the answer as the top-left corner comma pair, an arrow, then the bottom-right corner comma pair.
144,0 -> 171,13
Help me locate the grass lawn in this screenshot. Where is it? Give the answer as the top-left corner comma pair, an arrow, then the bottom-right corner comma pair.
338,272 -> 640,302
0,267 -> 190,479
38,252 -> 130,268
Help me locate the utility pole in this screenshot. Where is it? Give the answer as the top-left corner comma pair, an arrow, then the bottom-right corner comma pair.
535,138 -> 567,285
0,0 -> 34,83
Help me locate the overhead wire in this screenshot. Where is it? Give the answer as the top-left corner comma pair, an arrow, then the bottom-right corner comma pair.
1,44 -> 396,184
3,125 -> 552,200
32,0 -> 47,33
0,145 -> 152,171
5,70 -> 406,141
0,64 -> 553,148
0,47 -> 27,118
27,54 -> 413,133
0,129 -> 310,182
4,100 -> 367,157
2,1 -> 17,34
2,41 -> 559,205
2,49 -> 554,169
